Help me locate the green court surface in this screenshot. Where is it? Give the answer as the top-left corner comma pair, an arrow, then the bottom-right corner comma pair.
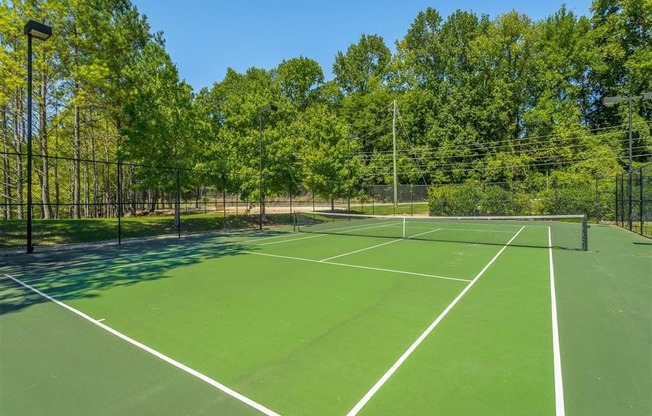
1,220 -> 650,415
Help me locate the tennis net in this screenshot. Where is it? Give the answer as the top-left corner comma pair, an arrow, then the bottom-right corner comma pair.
294,212 -> 588,251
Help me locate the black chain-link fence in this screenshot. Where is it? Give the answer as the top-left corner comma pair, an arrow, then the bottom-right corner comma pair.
0,153 -> 431,254
615,164 -> 652,238
2,150 -> 628,254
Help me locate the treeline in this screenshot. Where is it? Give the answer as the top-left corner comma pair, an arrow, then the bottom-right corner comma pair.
1,0 -> 651,220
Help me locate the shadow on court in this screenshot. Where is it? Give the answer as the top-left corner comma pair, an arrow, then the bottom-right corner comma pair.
0,230 -> 287,316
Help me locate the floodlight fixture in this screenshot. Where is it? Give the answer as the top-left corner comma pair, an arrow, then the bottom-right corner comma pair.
603,96 -> 622,106
24,20 -> 52,40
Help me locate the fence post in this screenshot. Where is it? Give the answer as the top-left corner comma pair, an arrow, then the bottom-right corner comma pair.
175,168 -> 181,238
628,170 -> 633,231
222,188 -> 227,232
582,214 -> 588,251
117,161 -> 122,245
614,174 -> 620,224
595,176 -> 600,223
620,174 -> 625,227
639,167 -> 644,235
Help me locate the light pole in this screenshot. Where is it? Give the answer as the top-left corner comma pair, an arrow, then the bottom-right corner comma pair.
259,104 -> 277,230
603,92 -> 652,230
24,20 -> 52,254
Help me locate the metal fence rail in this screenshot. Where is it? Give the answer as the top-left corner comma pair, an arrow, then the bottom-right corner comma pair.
615,164 -> 652,237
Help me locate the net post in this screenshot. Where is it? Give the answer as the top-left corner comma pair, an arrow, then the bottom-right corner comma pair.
581,214 -> 588,251
402,217 -> 406,239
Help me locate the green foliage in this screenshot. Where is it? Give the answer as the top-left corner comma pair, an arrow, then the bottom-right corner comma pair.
2,0 -> 650,224
333,34 -> 391,94
297,105 -> 363,202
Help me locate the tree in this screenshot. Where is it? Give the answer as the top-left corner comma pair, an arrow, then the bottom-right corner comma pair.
333,34 -> 391,94
299,105 -> 363,209
276,56 -> 324,110
121,40 -> 196,211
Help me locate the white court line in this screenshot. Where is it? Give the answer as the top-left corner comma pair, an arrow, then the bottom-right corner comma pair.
345,225 -> 526,416
3,273 -> 281,416
21,245 -> 468,287
319,228 -> 442,262
324,261 -> 470,283
257,234 -> 326,246
319,239 -> 403,262
409,226 -> 515,234
16,223 -> 400,280
240,250 -> 470,283
260,221 -> 402,248
548,227 -> 566,416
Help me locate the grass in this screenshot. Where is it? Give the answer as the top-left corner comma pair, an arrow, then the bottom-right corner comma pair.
0,213 -> 295,248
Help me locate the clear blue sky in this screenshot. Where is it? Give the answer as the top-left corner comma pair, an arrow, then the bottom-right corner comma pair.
133,0 -> 593,92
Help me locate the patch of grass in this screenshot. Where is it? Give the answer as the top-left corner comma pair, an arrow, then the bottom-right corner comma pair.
0,213 -> 295,248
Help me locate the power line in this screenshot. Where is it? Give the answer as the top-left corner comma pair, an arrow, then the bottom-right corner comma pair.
355,121 -> 650,156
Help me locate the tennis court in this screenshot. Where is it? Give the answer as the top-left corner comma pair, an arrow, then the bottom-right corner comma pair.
1,214 -> 650,415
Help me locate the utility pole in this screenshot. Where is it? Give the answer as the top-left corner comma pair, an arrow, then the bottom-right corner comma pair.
392,100 -> 398,210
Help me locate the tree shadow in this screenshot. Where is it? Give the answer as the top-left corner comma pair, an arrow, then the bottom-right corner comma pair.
0,230 -> 288,316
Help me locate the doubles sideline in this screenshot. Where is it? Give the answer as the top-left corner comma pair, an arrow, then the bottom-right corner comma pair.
3,273 -> 281,416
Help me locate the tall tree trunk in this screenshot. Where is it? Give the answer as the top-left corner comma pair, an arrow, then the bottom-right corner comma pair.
84,153 -> 89,217
53,114 -> 60,219
130,165 -> 137,215
90,111 -> 99,217
1,107 -> 11,220
39,73 -> 52,219
73,97 -> 81,219
13,90 -> 23,220
149,189 -> 158,212
102,119 -> 112,218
